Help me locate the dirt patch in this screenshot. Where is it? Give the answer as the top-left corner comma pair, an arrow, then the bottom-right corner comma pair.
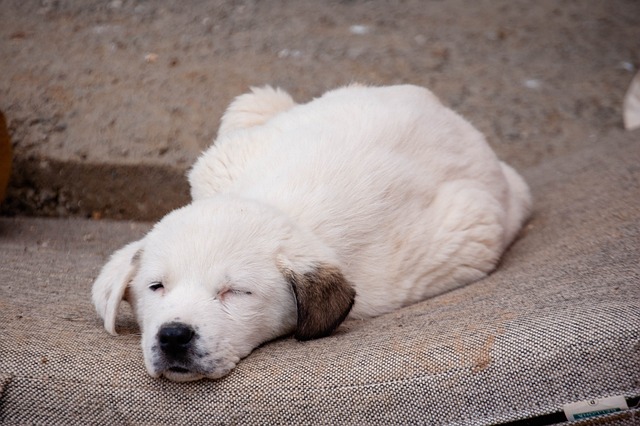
1,0 -> 638,219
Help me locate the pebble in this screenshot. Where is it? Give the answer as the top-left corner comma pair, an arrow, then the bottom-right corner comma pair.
523,79 -> 542,90
349,25 -> 370,35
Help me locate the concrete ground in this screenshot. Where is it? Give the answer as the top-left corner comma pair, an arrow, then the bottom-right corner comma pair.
1,0 -> 639,220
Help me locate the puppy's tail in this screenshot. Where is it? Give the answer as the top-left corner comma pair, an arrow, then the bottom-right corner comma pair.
218,86 -> 297,135
500,162 -> 533,247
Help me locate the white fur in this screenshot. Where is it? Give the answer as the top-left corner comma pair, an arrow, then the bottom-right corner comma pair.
92,84 -> 532,381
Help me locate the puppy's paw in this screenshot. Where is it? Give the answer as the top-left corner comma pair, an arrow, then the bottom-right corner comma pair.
219,86 -> 296,135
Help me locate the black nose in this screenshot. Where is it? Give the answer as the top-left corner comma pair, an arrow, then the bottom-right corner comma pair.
157,322 -> 195,358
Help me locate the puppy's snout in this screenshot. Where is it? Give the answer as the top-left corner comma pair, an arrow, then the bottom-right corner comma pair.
158,322 -> 195,358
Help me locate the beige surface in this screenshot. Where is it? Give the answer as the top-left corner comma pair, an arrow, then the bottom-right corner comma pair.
0,111 -> 11,203
1,131 -> 638,425
1,0 -> 639,219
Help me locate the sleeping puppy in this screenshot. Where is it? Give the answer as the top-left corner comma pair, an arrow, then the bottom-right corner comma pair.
92,84 -> 532,382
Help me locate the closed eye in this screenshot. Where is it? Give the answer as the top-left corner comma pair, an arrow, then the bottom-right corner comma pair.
217,288 -> 252,300
148,282 -> 164,291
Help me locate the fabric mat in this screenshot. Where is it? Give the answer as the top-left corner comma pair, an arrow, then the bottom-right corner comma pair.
1,131 -> 638,425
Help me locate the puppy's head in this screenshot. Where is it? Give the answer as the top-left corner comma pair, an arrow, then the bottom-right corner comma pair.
92,197 -> 355,382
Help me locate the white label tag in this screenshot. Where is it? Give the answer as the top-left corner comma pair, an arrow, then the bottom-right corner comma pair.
563,395 -> 629,421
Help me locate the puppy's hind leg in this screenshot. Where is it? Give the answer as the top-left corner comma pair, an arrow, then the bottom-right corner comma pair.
411,181 -> 509,299
218,86 -> 297,135
499,162 -> 533,247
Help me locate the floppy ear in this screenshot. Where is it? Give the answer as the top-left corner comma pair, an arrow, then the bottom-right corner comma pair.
91,240 -> 144,335
279,263 -> 356,341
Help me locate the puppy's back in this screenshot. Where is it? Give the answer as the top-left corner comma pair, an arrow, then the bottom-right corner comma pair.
188,85 -> 531,317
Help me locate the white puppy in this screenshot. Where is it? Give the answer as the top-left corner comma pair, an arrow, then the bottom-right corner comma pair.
92,84 -> 532,382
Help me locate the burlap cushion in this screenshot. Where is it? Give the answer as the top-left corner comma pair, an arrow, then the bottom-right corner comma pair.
1,132 -> 638,425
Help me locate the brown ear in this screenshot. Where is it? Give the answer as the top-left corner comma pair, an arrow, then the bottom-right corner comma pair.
280,263 -> 356,341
